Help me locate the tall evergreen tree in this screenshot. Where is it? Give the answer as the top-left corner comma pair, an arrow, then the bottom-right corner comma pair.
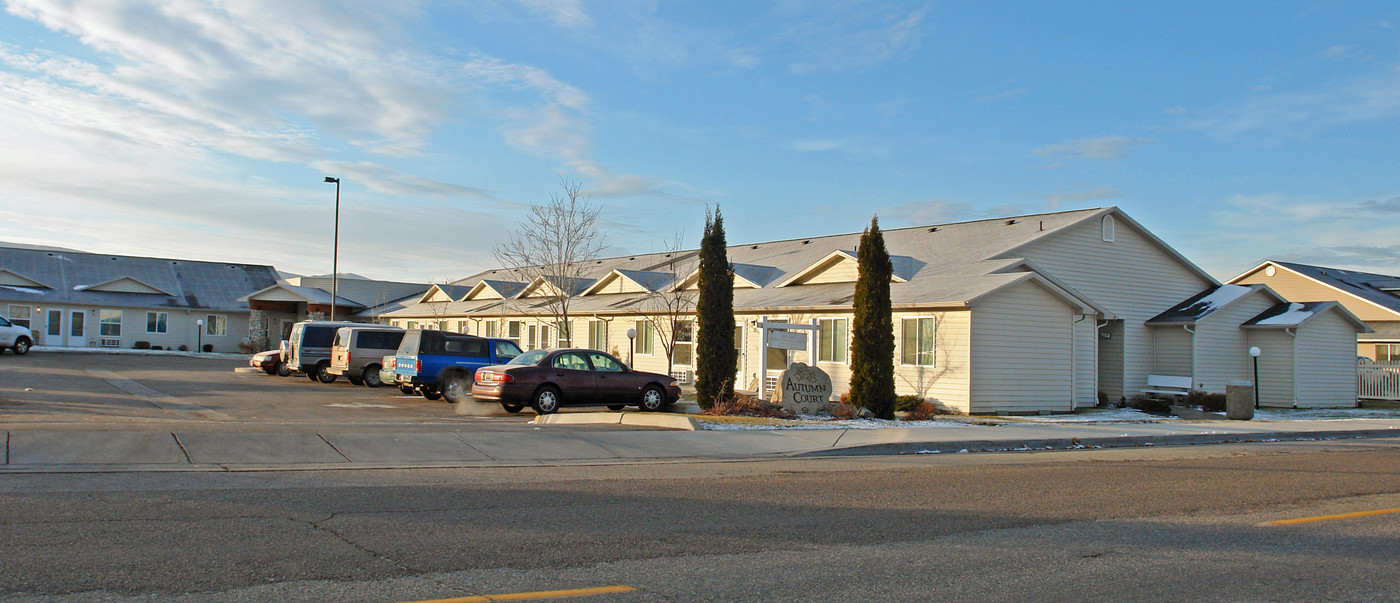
848,216 -> 897,419
694,206 -> 736,409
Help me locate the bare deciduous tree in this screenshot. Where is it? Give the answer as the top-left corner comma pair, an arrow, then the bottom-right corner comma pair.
493,180 -> 607,347
628,233 -> 698,375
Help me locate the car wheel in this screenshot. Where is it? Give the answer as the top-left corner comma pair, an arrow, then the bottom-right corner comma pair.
638,384 -> 667,412
306,370 -> 319,382
362,367 -> 382,388
316,362 -> 337,384
399,385 -> 415,395
262,366 -> 278,376
501,403 -> 525,413
276,362 -> 291,377
531,386 -> 562,414
606,404 -> 625,411
422,388 -> 442,401
347,376 -> 363,386
442,373 -> 472,403
12,338 -> 31,355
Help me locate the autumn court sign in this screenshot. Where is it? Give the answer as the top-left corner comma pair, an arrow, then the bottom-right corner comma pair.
777,362 -> 833,415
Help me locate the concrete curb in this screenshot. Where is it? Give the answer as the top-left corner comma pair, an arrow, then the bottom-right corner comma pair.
791,428 -> 1400,457
533,412 -> 699,430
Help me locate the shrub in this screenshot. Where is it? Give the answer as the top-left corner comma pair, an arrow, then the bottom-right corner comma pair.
1097,391 -> 1110,407
178,345 -> 189,351
701,392 -> 795,419
902,401 -> 945,421
133,341 -> 151,350
894,394 -> 924,413
202,344 -> 214,353
151,345 -> 162,350
1185,390 -> 1228,412
1127,395 -> 1171,413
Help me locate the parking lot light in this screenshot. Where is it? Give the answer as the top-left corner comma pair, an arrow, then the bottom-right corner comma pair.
323,176 -> 341,322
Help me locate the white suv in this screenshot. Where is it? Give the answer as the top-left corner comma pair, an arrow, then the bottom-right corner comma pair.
0,315 -> 34,355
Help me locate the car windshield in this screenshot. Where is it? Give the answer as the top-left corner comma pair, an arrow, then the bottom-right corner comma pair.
507,349 -> 548,366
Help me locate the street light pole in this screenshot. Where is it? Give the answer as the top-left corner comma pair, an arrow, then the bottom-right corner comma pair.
323,177 -> 341,322
1249,346 -> 1262,410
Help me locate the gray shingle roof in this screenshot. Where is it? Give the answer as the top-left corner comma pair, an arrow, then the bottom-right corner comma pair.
0,247 -> 279,312
1146,284 -> 1270,325
384,207 -> 1120,318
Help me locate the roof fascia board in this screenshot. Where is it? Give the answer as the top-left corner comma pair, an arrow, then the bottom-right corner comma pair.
965,272 -> 1099,315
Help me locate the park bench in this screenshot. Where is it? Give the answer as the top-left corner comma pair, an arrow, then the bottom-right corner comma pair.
1142,375 -> 1192,399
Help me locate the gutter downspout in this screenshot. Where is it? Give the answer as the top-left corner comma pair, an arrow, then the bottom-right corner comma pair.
1185,325 -> 1198,390
1286,327 -> 1299,407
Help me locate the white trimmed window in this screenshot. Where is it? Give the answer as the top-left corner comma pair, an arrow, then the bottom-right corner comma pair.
588,320 -> 607,351
146,311 -> 168,334
1102,215 -> 1115,242
508,320 -> 522,343
901,317 -> 936,366
1378,344 -> 1400,363
818,318 -> 848,364
205,314 -> 227,336
556,320 -> 572,347
672,320 -> 694,366
99,309 -> 122,337
7,305 -> 30,329
635,320 -> 654,355
485,321 -> 498,338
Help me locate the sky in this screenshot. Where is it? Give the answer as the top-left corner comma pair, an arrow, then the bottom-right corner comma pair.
1,1 -> 1398,283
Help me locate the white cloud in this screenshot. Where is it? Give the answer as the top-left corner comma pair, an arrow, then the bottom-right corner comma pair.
1033,137 -> 1155,160
1037,186 -> 1121,205
777,3 -> 930,74
1195,193 -> 1400,277
514,0 -> 593,27
1185,68 -> 1400,139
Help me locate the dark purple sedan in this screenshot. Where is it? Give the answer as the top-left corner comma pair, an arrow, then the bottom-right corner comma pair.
472,348 -> 682,414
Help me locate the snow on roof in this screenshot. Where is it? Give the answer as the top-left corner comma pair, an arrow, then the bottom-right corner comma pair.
1146,284 -> 1258,324
1252,302 -> 1315,325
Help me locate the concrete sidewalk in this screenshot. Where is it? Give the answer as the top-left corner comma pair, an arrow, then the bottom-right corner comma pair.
3,418 -> 1398,473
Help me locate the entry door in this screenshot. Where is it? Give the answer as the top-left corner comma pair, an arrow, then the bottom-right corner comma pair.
67,310 -> 86,347
45,309 -> 62,346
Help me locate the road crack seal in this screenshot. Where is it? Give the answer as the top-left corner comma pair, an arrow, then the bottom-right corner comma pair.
302,513 -> 470,596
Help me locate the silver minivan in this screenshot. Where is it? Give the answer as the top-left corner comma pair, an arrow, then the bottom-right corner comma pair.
329,325 -> 406,387
286,320 -> 361,383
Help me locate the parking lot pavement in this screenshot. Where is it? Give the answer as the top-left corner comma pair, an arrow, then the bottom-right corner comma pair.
0,351 -> 537,429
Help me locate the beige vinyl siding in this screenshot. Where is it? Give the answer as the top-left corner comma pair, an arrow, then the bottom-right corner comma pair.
591,275 -> 649,295
1071,315 -> 1097,406
1151,327 -> 1193,378
1192,293 -> 1277,392
792,258 -> 859,285
1295,311 -> 1360,408
895,309 -> 972,412
969,281 -> 1073,413
424,289 -> 454,303
1017,214 -> 1213,399
1235,266 -> 1398,323
1247,330 -> 1296,407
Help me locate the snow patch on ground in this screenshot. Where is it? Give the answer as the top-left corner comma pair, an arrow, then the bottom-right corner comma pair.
697,405 -> 1400,429
31,345 -> 246,358
699,417 -> 970,430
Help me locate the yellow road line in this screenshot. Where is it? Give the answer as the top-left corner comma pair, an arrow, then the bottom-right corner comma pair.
1262,508 -> 1400,526
398,585 -> 636,603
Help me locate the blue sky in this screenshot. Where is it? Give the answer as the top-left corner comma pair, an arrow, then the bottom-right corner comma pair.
1,1 -> 1397,282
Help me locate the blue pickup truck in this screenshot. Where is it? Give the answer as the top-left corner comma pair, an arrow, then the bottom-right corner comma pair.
393,329 -> 523,402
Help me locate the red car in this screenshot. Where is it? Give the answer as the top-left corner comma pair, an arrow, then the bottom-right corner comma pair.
472,348 -> 681,414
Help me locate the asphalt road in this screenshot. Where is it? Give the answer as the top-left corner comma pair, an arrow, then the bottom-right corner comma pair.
2,440 -> 1398,602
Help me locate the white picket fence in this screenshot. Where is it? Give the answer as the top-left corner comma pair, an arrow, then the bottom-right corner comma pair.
1359,361 -> 1400,400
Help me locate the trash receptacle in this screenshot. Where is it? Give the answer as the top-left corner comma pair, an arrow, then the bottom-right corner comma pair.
1226,380 -> 1254,420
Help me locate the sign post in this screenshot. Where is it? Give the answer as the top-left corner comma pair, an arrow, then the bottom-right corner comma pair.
756,318 -> 819,401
